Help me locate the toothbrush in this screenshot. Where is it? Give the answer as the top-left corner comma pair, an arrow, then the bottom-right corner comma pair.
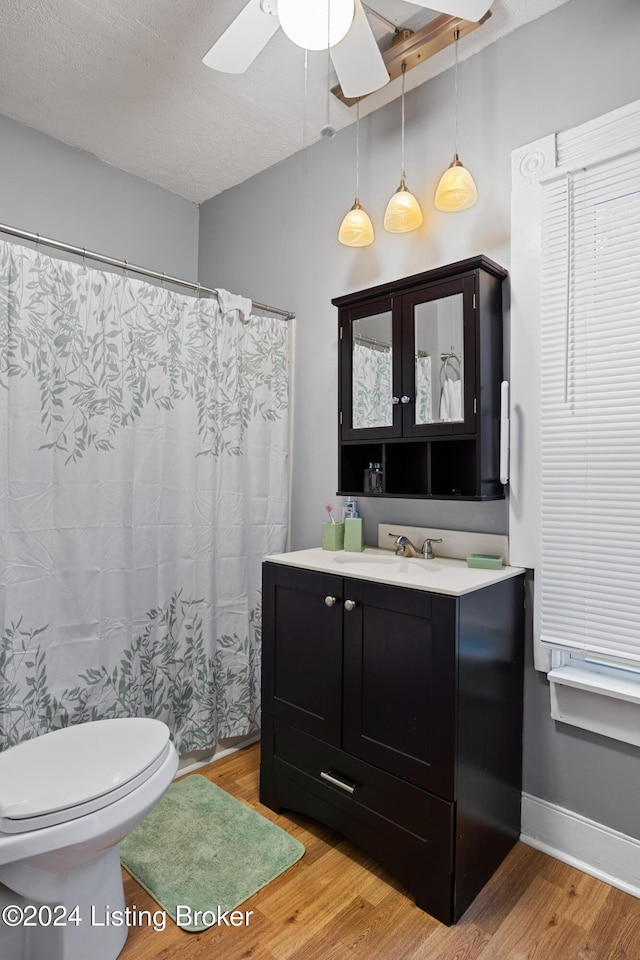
325,503 -> 335,524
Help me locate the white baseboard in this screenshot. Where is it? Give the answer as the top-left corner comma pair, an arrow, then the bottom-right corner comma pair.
521,792 -> 640,899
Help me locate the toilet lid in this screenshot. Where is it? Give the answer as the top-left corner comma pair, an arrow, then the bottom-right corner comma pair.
0,718 -> 171,832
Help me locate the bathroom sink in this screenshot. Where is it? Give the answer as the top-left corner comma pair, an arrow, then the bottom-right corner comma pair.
333,554 -> 397,567
333,553 -> 441,579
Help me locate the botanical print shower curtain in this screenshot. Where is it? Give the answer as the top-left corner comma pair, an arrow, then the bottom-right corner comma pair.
0,240 -> 289,754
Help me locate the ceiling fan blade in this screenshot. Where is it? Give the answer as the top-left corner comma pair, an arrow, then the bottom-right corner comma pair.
408,0 -> 492,21
202,0 -> 280,74
330,0 -> 389,99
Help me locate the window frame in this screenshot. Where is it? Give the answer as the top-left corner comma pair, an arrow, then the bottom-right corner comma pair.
510,98 -> 640,745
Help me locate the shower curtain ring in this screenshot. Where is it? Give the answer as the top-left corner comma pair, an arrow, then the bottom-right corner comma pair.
123,259 -> 128,278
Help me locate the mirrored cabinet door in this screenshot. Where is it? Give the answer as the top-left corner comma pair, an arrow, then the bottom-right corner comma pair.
340,297 -> 402,440
351,311 -> 393,430
402,277 -> 476,438
413,294 -> 464,426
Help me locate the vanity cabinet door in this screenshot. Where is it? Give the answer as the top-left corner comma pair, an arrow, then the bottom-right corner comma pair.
262,563 -> 343,746
342,578 -> 457,801
401,275 -> 476,438
339,295 -> 403,441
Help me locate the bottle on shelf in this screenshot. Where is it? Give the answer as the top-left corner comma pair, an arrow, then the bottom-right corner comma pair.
364,462 -> 384,494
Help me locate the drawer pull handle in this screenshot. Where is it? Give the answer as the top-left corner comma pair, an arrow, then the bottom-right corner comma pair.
324,596 -> 337,607
344,599 -> 356,612
320,771 -> 356,795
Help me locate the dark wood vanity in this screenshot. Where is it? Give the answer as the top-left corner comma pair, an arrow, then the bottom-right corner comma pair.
333,256 -> 508,500
260,559 -> 525,925
260,257 -> 522,925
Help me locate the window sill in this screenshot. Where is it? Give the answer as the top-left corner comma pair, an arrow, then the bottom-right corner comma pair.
549,666 -> 640,747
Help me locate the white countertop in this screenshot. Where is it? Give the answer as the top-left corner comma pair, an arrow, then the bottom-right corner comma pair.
264,547 -> 524,597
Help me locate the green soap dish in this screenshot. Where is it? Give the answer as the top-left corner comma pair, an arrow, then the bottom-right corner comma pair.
467,554 -> 504,569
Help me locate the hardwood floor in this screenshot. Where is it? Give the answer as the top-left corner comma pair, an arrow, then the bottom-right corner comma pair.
120,743 -> 640,960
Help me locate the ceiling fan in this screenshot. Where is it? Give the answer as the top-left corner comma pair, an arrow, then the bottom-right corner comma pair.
202,0 -> 492,99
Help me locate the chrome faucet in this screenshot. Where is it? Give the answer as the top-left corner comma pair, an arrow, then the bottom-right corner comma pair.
390,534 -> 421,558
389,533 -> 442,560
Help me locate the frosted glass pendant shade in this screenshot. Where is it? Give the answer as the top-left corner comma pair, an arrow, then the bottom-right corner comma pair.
338,201 -> 374,247
278,0 -> 354,51
383,179 -> 423,233
434,154 -> 478,212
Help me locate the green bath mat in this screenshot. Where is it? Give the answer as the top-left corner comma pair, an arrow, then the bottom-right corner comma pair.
120,774 -> 304,932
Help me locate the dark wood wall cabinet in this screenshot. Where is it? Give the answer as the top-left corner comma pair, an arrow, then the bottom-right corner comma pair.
333,255 -> 508,500
260,560 -> 525,925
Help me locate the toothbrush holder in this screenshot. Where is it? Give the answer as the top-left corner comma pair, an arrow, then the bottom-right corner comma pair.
322,521 -> 344,551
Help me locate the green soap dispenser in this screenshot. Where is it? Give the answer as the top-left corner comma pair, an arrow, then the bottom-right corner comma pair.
344,517 -> 364,552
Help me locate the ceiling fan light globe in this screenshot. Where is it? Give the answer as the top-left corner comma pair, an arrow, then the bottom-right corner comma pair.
435,156 -> 478,211
338,201 -> 374,247
278,0 -> 355,51
383,182 -> 423,233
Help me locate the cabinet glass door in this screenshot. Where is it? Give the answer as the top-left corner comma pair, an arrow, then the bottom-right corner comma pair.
402,277 -> 475,437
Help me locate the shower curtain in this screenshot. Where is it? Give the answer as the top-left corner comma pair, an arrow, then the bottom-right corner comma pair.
0,240 -> 289,754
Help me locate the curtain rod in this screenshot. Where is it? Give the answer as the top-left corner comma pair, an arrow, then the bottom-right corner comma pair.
0,222 -> 295,321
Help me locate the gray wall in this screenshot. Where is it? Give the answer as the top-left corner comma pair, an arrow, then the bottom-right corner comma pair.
0,114 -> 198,277
3,0 -> 638,842
199,0 -> 640,837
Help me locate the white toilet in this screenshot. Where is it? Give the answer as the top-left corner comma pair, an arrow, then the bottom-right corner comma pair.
0,718 -> 179,960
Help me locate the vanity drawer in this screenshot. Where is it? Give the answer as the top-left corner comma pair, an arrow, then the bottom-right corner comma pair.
261,714 -> 453,845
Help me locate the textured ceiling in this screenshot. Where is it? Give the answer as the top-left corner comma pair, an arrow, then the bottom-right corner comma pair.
0,0 -> 570,203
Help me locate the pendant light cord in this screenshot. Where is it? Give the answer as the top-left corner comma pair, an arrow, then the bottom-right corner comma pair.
454,29 -> 459,157
401,62 -> 406,180
326,0 -> 331,130
303,47 -> 308,154
355,99 -> 360,202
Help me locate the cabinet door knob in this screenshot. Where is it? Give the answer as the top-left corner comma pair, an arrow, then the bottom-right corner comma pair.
391,396 -> 400,405
401,395 -> 412,404
344,599 -> 356,612
324,596 -> 337,607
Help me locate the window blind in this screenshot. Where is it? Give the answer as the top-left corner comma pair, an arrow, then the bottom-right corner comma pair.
540,150 -> 640,665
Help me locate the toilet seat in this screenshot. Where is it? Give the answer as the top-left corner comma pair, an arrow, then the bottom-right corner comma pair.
0,718 -> 172,834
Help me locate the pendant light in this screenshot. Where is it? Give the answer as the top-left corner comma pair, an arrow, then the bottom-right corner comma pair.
384,62 -> 423,234
339,100 -> 374,247
435,30 -> 478,212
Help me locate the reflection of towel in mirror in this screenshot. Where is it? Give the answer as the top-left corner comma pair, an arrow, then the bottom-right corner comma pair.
216,288 -> 253,323
440,377 -> 462,421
